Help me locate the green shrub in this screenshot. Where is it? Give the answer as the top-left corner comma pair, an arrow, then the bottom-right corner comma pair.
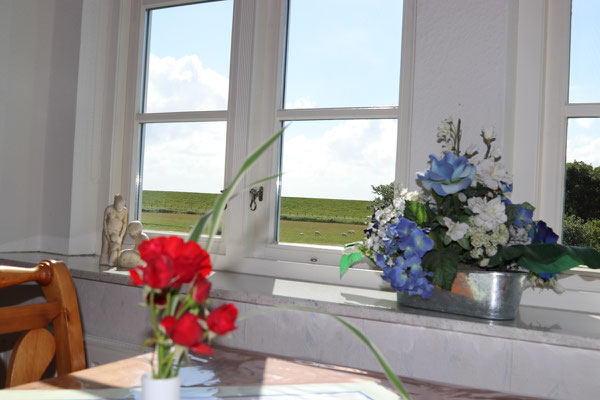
563,214 -> 600,252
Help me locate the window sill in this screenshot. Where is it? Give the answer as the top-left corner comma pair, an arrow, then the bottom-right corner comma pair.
2,251 -> 600,353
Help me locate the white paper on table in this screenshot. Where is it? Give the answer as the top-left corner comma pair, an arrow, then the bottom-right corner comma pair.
1,381 -> 401,400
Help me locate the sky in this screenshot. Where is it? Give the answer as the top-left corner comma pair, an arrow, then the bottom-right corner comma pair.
567,0 -> 600,167
141,0 -> 600,203
142,0 -> 401,201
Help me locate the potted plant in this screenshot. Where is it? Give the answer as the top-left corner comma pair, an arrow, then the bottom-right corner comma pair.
341,118 -> 600,319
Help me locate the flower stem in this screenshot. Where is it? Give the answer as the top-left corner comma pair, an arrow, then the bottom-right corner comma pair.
149,291 -> 160,378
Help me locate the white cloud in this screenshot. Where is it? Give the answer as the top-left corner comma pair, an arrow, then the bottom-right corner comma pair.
567,136 -> 600,167
142,54 -> 398,201
287,96 -> 316,109
567,118 -> 600,167
281,120 -> 397,200
146,54 -> 228,112
576,118 -> 595,129
142,122 -> 227,193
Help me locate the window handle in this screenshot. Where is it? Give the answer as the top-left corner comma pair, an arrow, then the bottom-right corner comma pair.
249,187 -> 263,211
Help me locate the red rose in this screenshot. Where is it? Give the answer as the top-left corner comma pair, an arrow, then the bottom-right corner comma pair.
129,268 -> 143,285
162,313 -> 204,348
160,316 -> 176,334
192,279 -> 212,303
206,304 -> 238,335
137,237 -> 212,288
144,255 -> 174,289
190,342 -> 214,355
146,290 -> 167,307
172,240 -> 212,286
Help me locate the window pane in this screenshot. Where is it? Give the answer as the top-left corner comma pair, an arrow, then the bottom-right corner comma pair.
284,0 -> 403,109
144,1 -> 233,113
140,122 -> 226,233
569,0 -> 600,103
563,118 -> 600,250
278,120 -> 397,246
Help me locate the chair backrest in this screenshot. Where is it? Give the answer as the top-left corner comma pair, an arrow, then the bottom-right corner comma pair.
0,259 -> 86,387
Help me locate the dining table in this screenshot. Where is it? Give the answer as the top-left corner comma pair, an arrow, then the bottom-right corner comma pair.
5,346 -> 541,399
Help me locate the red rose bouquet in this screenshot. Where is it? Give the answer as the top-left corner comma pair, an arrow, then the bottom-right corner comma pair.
129,236 -> 238,379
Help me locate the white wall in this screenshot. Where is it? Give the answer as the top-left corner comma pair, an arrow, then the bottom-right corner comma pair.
0,1 -> 57,251
409,0 -> 514,183
0,0 -> 521,254
39,0 -> 83,254
0,0 -> 122,255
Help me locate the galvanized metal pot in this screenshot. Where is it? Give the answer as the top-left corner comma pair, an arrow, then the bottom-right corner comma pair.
397,270 -> 527,320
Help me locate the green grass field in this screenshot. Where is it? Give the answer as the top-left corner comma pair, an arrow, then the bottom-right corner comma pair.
141,190 -> 371,246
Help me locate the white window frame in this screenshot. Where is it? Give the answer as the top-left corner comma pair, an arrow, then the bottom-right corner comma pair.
534,0 -> 600,241
118,0 -> 417,290
509,0 -> 600,313
104,0 -> 600,312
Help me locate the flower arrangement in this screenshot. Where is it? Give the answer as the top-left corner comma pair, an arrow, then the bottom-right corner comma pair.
129,236 -> 238,379
126,127 -> 416,398
341,118 -> 600,298
127,127 -> 288,381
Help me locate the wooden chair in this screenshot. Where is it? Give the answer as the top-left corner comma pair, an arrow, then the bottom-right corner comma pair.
0,259 -> 86,387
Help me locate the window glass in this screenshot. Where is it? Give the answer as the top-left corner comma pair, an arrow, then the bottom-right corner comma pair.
279,120 -> 397,246
284,0 -> 402,109
563,118 -> 600,251
569,0 -> 600,103
140,122 -> 227,233
144,1 -> 233,113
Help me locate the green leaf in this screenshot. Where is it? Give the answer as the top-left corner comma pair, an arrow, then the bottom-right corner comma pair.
498,245 -> 523,262
521,202 -> 535,211
187,210 -> 214,244
340,252 -> 364,277
457,214 -> 470,223
457,237 -> 471,250
404,200 -> 429,226
187,127 -> 285,249
488,253 -> 501,267
422,250 -> 458,290
510,244 -> 600,274
504,204 -> 519,227
436,215 -> 446,226
238,306 -> 412,399
443,234 -> 451,246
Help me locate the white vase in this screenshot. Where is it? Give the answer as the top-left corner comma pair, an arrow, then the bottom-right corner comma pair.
141,373 -> 180,400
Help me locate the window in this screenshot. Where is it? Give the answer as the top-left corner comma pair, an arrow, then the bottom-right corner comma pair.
277,0 -> 402,247
562,0 -> 600,251
130,0 -> 414,288
136,1 -> 233,234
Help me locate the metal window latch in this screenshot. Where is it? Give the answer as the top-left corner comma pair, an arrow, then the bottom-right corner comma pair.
249,186 -> 263,211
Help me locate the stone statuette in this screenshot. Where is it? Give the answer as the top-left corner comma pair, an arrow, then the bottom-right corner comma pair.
100,194 -> 128,266
117,220 -> 149,269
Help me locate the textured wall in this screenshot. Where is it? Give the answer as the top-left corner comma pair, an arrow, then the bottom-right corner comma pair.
409,0 -> 512,184
0,1 -> 53,251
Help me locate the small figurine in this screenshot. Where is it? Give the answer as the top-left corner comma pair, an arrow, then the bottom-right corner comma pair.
100,194 -> 128,266
117,220 -> 149,269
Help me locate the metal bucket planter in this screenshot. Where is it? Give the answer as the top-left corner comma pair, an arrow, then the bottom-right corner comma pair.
397,270 -> 527,320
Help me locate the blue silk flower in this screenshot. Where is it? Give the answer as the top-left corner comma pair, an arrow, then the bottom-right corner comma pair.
418,152 -> 476,196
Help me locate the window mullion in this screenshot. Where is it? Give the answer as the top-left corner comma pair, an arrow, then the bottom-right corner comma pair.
396,0 -> 417,189
538,0 -> 571,235
217,0 -> 258,262
276,107 -> 398,121
136,110 -> 228,123
221,0 -> 285,262
565,103 -> 600,117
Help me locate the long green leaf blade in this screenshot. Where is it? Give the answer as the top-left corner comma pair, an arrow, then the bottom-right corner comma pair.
188,127 -> 285,250
188,210 -> 214,243
239,306 -> 411,399
205,127 -> 285,250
